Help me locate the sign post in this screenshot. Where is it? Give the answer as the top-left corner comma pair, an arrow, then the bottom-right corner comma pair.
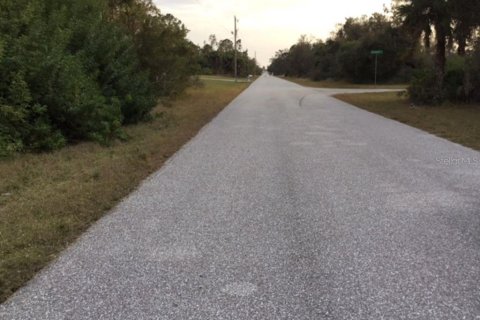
370,50 -> 384,86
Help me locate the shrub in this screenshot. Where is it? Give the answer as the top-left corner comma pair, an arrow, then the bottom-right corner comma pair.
0,105 -> 25,157
0,0 -> 199,156
465,42 -> 480,102
444,55 -> 466,102
31,53 -> 122,143
408,67 -> 441,104
79,22 -> 156,124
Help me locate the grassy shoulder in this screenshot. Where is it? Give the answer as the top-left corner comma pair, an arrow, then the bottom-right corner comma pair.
0,79 -> 249,302
285,77 -> 407,89
335,92 -> 480,151
199,75 -> 255,83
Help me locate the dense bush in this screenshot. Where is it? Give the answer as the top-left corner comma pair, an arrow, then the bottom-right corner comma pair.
409,50 -> 480,105
444,56 -> 466,102
408,67 -> 440,104
395,0 -> 480,104
465,42 -> 480,102
0,0 -> 197,156
268,13 -> 417,83
80,21 -> 155,125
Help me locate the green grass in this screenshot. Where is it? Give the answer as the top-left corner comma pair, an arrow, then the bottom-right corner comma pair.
0,79 -> 249,302
286,77 -> 407,89
335,91 -> 480,151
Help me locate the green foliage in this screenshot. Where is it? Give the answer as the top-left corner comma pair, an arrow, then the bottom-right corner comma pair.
408,68 -> 439,104
268,49 -> 291,77
0,0 -> 196,156
23,108 -> 65,152
197,35 -> 261,77
268,13 -> 417,83
408,46 -> 480,105
0,105 -> 25,157
466,43 -> 480,102
394,0 -> 480,103
109,1 -> 200,97
444,56 -> 466,102
446,42 -> 480,103
79,20 -> 155,124
310,40 -> 339,80
270,2 -> 479,105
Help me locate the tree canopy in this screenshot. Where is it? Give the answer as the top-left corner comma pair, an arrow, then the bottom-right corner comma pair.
394,0 -> 480,102
269,13 -> 417,83
197,34 -> 261,77
269,1 -> 480,104
0,0 -> 198,156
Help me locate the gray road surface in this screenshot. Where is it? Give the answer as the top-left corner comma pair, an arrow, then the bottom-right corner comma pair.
2,76 -> 480,319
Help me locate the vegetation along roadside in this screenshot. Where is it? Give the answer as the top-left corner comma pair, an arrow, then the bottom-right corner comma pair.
285,78 -> 407,90
0,79 -> 249,303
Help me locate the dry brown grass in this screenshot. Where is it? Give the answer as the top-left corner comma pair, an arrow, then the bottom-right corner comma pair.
0,79 -> 248,302
335,91 -> 480,151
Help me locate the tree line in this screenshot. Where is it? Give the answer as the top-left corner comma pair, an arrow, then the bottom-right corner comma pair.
268,0 -> 480,105
197,34 -> 262,77
0,0 -> 260,156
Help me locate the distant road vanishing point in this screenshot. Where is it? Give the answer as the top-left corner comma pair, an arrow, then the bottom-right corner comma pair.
2,75 -> 480,319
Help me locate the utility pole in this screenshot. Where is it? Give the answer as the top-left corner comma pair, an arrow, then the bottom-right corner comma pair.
233,16 -> 238,82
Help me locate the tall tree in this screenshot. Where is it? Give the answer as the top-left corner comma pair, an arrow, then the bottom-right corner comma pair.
197,35 -> 260,77
395,0 -> 451,101
0,0 -> 198,155
108,0 -> 198,96
451,0 -> 480,55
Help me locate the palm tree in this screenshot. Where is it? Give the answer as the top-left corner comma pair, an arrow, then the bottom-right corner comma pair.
396,0 -> 480,101
395,0 -> 450,102
451,0 -> 480,56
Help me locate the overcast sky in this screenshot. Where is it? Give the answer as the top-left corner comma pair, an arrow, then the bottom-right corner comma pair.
154,0 -> 391,67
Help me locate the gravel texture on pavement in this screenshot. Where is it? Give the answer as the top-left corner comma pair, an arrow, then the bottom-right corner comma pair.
2,75 -> 479,319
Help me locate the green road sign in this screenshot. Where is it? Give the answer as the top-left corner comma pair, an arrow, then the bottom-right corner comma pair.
371,50 -> 383,85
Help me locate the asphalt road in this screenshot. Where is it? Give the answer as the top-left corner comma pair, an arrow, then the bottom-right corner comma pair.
2,76 -> 480,319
